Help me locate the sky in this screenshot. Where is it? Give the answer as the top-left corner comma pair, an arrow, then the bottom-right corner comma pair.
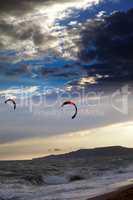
0,0 -> 133,160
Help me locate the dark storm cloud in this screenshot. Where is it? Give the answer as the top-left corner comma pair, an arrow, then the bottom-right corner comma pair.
78,8 -> 133,85
0,20 -> 18,47
0,0 -> 51,16
0,20 -> 14,34
0,0 -> 133,87
0,0 -> 132,17
0,60 -> 81,81
0,0 -> 132,51
98,0 -> 133,13
0,0 -> 33,16
16,22 -> 55,45
0,0 -> 76,16
40,67 -> 65,78
0,63 -> 28,76
0,0 -> 74,53
39,64 -> 81,79
57,0 -> 133,28
0,20 -> 46,45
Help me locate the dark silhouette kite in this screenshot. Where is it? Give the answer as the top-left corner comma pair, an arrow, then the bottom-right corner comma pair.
5,99 -> 16,110
61,101 -> 77,119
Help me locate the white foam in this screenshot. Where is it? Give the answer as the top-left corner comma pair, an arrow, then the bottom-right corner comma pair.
0,165 -> 133,200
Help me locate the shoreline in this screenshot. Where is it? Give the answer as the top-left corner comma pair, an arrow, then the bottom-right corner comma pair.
87,184 -> 133,200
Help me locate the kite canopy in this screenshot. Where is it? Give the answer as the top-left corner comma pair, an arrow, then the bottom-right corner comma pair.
5,99 -> 16,110
61,101 -> 77,119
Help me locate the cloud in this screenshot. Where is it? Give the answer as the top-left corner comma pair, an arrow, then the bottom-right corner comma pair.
54,148 -> 62,152
0,0 -> 33,16
0,0 -> 133,96
1,120 -> 133,160
76,8 -> 133,88
0,86 -> 39,98
0,0 -> 100,15
0,0 -> 132,57
0,0 -> 101,61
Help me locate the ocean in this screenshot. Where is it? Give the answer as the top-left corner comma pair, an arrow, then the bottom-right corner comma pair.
0,147 -> 133,200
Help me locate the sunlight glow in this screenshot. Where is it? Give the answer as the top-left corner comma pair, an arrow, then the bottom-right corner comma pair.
0,121 -> 133,160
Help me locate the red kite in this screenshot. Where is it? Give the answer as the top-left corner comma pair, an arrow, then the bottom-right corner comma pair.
61,101 -> 77,119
